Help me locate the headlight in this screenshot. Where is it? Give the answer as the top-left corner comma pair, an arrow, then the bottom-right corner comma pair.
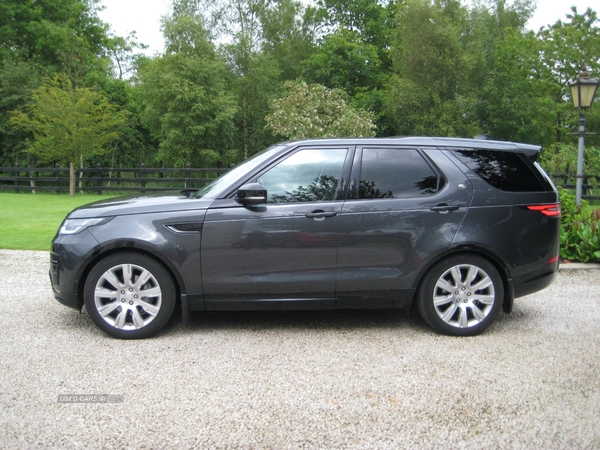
59,218 -> 111,235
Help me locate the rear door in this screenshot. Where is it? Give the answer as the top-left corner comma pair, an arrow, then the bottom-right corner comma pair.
336,146 -> 473,308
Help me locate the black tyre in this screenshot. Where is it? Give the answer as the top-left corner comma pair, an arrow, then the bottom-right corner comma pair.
417,254 -> 504,336
83,252 -> 176,339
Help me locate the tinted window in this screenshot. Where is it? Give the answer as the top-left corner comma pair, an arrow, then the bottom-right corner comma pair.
359,148 -> 440,199
451,149 -> 548,192
257,148 -> 348,203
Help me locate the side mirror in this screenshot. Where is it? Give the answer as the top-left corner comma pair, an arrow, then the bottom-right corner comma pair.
235,183 -> 267,205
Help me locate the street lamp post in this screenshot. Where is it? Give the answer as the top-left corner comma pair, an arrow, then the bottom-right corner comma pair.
569,68 -> 599,205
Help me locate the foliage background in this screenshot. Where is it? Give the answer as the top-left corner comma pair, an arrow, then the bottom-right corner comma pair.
1,0 -> 599,172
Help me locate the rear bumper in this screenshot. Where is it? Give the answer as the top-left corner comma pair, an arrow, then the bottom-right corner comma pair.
513,260 -> 559,299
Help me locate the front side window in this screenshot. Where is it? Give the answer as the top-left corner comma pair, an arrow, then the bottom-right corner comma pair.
359,148 -> 440,199
257,148 -> 348,203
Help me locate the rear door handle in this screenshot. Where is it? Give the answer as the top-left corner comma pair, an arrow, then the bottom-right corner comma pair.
305,211 -> 337,219
430,204 -> 460,212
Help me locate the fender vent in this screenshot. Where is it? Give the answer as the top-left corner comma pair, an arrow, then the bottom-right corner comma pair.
166,223 -> 203,233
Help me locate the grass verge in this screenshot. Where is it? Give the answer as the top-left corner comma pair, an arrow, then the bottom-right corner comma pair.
0,192 -> 118,251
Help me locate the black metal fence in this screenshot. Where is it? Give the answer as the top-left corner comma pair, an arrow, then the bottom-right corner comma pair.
0,164 -> 229,195
0,165 -> 598,200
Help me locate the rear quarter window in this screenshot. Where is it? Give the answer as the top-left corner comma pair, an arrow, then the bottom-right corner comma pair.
451,149 -> 551,192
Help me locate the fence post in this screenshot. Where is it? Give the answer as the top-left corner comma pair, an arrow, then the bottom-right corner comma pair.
54,163 -> 60,195
14,164 -> 19,194
140,163 -> 146,194
185,163 -> 190,189
96,164 -> 102,195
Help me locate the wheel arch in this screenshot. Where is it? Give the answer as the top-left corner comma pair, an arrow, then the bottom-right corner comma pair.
413,246 -> 515,314
75,243 -> 186,310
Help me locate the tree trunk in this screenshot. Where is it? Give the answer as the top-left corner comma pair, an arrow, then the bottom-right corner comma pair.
70,162 -> 75,197
242,86 -> 249,160
79,155 -> 83,193
29,172 -> 36,195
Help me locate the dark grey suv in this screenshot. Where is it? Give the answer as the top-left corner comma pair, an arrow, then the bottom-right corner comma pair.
50,137 -> 561,338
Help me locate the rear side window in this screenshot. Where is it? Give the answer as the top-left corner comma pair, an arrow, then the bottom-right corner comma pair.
359,148 -> 442,199
451,149 -> 550,192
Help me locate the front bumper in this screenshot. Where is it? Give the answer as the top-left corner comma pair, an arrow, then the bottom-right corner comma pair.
49,229 -> 101,310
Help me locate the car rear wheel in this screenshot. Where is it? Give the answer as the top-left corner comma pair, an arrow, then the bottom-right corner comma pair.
84,252 -> 176,339
417,254 -> 503,336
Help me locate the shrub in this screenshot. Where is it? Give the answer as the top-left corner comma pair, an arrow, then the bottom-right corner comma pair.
559,188 -> 600,262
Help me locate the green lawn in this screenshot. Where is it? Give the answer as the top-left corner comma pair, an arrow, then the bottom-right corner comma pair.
0,192 -> 118,250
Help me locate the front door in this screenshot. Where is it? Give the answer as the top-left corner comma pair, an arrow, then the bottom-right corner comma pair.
201,147 -> 351,309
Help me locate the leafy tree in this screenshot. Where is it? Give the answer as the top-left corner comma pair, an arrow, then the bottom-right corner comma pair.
0,60 -> 40,165
0,0 -> 133,165
0,0 -> 112,83
10,76 -> 126,195
265,81 -> 376,139
135,12 -> 238,167
385,0 -> 481,137
314,0 -> 395,63
479,28 -> 553,143
467,0 -> 535,87
302,29 -> 382,97
260,0 -> 318,81
479,6 -> 600,147
214,0 -> 286,159
106,32 -> 148,80
536,7 -> 600,147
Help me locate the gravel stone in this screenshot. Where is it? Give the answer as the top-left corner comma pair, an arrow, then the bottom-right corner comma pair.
1,250 -> 599,449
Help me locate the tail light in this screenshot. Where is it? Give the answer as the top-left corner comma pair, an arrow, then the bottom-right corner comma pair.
527,204 -> 561,217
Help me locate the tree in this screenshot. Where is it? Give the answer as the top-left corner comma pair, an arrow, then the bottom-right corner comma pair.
302,29 -> 382,97
536,7 -> 600,147
385,0 -> 481,137
260,0 -> 318,81
10,75 -> 126,195
314,0 -> 394,59
0,0 -> 132,165
106,32 -> 148,80
265,81 -> 376,139
479,29 -> 553,143
135,12 -> 238,167
0,0 -> 112,83
0,60 -> 40,166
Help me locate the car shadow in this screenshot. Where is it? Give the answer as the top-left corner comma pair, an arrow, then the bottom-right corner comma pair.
163,305 -> 432,335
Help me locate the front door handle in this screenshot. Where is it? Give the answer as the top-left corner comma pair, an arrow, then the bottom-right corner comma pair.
430,204 -> 460,212
305,211 -> 337,219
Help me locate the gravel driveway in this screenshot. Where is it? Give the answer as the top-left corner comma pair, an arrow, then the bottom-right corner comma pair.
1,249 -> 599,449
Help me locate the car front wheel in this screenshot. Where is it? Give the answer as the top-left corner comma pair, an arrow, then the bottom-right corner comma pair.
417,254 -> 504,336
83,252 -> 176,339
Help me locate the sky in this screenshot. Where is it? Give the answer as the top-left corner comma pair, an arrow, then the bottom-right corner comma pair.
97,0 -> 596,56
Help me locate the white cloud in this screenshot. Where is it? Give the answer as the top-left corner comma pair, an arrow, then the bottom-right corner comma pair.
97,0 -> 171,55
